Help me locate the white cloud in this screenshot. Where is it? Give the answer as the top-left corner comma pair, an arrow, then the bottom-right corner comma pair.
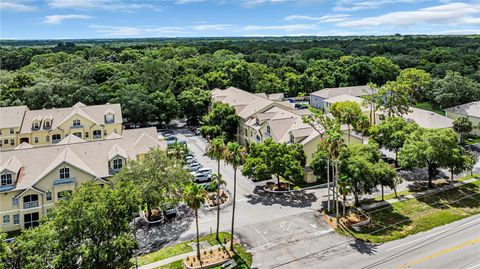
47,0 -> 157,11
285,14 -> 350,23
438,29 -> 480,35
334,0 -> 422,11
337,2 -> 480,27
0,1 -> 36,12
175,0 -> 206,4
241,0 -> 289,7
243,24 -> 316,32
44,14 -> 92,24
90,25 -> 188,37
190,24 -> 234,31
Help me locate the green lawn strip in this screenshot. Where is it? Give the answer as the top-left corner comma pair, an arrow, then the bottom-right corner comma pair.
413,102 -> 444,115
347,181 -> 480,243
153,244 -> 252,269
136,232 -> 231,266
372,174 -> 479,202
465,136 -> 480,145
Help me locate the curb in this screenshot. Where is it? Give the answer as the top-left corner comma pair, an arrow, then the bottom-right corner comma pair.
262,182 -> 331,194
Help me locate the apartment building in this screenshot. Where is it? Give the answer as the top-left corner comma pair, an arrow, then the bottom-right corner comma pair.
0,127 -> 165,232
445,101 -> 480,135
0,102 -> 123,150
310,85 -> 375,111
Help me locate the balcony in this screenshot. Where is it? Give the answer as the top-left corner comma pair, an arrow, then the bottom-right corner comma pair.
53,177 -> 76,186
110,168 -> 122,175
93,134 -> 102,139
71,125 -> 84,129
0,185 -> 15,192
23,201 -> 39,209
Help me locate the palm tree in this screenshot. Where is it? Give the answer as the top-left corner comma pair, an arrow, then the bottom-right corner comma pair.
169,141 -> 187,161
223,142 -> 246,251
323,123 -> 345,219
206,137 -> 226,241
354,114 -> 371,144
337,176 -> 351,217
183,183 -> 207,262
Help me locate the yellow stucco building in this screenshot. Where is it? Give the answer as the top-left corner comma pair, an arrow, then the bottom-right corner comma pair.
0,102 -> 123,150
0,114 -> 164,232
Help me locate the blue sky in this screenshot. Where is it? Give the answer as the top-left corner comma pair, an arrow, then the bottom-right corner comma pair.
1,0 -> 479,39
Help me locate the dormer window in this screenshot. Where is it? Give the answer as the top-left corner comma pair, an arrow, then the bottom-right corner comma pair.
289,134 -> 295,144
33,121 -> 40,130
59,167 -> 70,179
113,158 -> 123,170
1,173 -> 13,186
105,113 -> 114,124
44,120 -> 51,129
73,119 -> 81,127
266,126 -> 271,135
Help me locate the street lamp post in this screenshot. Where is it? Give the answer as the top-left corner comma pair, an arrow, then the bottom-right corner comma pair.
327,159 -> 330,212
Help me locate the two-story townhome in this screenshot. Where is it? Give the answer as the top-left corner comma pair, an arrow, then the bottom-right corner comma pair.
0,102 -> 123,150
0,106 -> 29,149
310,85 -> 376,111
0,127 -> 165,232
445,101 -> 480,135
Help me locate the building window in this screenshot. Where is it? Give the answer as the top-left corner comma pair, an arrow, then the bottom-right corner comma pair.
0,140 -> 2,147
10,139 -> 14,146
1,173 -> 13,186
3,215 -> 9,224
105,113 -> 114,124
85,132 -> 89,138
13,214 -> 19,225
33,121 -> 40,130
73,119 -> 81,127
23,195 -> 39,209
44,121 -> 51,129
10,128 -> 14,134
46,135 -> 50,142
24,212 -> 39,229
289,134 -> 295,144
58,190 -> 72,200
52,134 -> 61,143
46,191 -> 52,201
93,130 -> 102,139
12,197 -> 19,207
113,158 -> 123,170
60,167 -> 70,179
266,126 -> 271,135
73,132 -> 82,138
4,139 -> 8,145
34,137 -> 39,144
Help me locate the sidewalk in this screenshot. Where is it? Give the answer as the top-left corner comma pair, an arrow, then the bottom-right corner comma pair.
138,243 -> 228,269
360,177 -> 479,211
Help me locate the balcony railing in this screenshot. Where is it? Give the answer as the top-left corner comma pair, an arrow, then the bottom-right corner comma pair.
52,139 -> 61,144
71,125 -> 84,129
53,177 -> 76,186
23,201 -> 39,209
93,134 -> 102,139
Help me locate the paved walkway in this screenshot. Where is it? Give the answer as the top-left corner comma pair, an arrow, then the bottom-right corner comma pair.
138,243 -> 228,269
360,177 -> 479,211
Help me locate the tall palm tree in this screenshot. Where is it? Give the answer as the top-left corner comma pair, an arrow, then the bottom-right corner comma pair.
323,123 -> 344,219
206,137 -> 226,241
169,141 -> 187,161
223,142 -> 246,251
183,183 -> 207,262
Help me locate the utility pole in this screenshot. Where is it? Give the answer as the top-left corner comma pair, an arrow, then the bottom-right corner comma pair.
335,160 -> 339,223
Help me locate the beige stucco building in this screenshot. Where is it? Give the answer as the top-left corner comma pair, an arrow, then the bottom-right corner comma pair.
0,125 -> 164,232
445,101 -> 480,136
0,102 -> 123,150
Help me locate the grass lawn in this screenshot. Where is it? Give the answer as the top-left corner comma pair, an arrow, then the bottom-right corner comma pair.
465,136 -> 480,145
345,180 -> 480,243
154,244 -> 252,269
413,102 -> 444,115
372,174 -> 479,202
135,232 -> 231,266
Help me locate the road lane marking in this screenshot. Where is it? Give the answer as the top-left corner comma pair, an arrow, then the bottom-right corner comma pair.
387,216 -> 480,252
464,264 -> 480,269
395,237 -> 480,269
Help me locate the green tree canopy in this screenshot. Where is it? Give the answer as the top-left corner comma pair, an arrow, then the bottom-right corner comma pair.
429,71 -> 480,108
452,116 -> 473,144
330,100 -> 362,143
177,87 -> 211,125
201,102 -> 239,141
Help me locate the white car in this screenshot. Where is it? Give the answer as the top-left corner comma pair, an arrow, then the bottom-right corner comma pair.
185,156 -> 196,164
192,168 -> 212,177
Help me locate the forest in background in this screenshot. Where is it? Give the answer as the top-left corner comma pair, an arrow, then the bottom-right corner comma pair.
1,35 -> 479,124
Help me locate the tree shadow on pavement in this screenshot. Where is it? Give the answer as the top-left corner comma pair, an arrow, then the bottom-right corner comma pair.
135,205 -> 194,254
244,185 -> 317,207
349,239 -> 378,255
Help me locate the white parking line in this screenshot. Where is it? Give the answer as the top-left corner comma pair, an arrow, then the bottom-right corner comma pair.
255,227 -> 270,244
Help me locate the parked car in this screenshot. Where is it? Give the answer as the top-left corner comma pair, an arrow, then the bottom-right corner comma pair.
192,168 -> 212,177
164,205 -> 177,219
193,173 -> 211,183
186,163 -> 202,172
166,135 -> 178,141
185,155 -> 196,164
